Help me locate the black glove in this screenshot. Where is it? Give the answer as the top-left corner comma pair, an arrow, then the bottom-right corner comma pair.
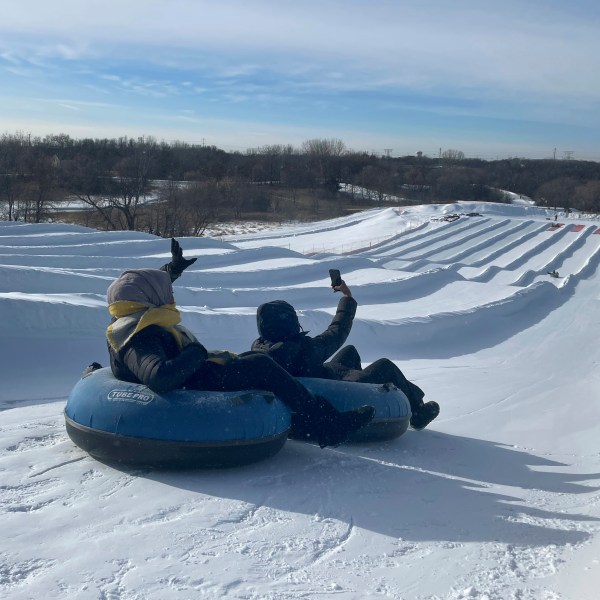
162,238 -> 197,281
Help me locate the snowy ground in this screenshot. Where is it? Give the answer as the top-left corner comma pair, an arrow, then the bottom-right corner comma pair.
1,201 -> 600,600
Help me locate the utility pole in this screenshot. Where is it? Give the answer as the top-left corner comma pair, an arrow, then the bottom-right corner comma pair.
563,150 -> 574,160
384,149 -> 392,158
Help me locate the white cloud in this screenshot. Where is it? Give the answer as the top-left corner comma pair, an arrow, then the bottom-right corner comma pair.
0,51 -> 21,65
57,103 -> 81,111
3,65 -> 34,77
35,97 -> 124,110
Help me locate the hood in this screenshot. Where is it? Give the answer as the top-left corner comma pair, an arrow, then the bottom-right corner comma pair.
256,300 -> 302,342
106,268 -> 175,308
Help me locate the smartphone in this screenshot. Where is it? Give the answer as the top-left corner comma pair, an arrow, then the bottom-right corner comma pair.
329,269 -> 342,287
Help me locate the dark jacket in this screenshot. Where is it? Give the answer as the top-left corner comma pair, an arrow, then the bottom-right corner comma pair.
108,324 -> 209,394
251,296 -> 357,378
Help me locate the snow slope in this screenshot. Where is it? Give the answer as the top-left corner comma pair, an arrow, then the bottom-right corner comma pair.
1,202 -> 600,600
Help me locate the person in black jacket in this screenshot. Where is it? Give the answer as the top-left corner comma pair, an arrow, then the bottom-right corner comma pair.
105,239 -> 374,449
251,279 -> 439,430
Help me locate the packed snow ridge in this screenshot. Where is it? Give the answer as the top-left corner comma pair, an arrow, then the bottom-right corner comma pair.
1,201 -> 600,600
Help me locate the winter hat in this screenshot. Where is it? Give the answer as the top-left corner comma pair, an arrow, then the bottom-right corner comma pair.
107,269 -> 175,308
256,300 -> 303,342
106,268 -> 198,352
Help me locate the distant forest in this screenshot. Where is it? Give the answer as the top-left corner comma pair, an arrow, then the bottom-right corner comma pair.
2,132 -> 600,235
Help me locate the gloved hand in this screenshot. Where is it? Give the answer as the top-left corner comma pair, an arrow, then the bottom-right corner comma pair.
162,238 -> 197,281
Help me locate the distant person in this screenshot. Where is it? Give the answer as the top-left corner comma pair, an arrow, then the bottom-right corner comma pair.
105,239 -> 374,448
251,278 -> 439,431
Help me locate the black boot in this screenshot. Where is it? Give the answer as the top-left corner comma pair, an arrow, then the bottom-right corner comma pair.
410,401 -> 440,430
290,396 -> 375,448
316,405 -> 375,448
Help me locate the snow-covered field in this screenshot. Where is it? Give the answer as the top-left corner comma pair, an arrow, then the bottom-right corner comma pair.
1,201 -> 600,600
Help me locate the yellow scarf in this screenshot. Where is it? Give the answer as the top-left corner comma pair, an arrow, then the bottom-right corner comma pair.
106,300 -> 237,364
106,300 -> 196,352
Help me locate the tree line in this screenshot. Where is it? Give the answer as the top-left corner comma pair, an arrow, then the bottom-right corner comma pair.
1,131 -> 600,234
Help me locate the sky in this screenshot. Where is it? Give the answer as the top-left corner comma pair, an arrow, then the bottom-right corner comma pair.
2,201 -> 600,598
1,1 -> 600,160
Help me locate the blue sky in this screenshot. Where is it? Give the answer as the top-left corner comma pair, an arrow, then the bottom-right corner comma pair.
1,0 -> 599,160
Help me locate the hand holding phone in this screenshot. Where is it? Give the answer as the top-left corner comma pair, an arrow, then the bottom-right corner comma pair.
329,269 -> 352,297
329,269 -> 342,287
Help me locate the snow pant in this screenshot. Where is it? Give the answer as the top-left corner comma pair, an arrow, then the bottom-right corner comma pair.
326,345 -> 425,412
324,345 -> 362,373
186,351 -> 343,438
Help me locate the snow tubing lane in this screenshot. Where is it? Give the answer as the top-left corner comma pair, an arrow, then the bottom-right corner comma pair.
64,367 -> 291,469
297,377 -> 412,442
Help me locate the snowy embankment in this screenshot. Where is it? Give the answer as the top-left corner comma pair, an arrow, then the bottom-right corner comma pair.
1,201 -> 600,600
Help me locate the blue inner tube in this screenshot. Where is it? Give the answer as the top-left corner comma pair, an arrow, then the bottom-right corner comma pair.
64,368 -> 412,469
64,367 -> 291,469
298,377 -> 411,442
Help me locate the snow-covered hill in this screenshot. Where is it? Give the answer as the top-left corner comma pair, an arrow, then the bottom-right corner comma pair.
1,202 -> 599,599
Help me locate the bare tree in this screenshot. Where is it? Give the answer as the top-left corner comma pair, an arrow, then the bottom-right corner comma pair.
431,168 -> 486,201
106,138 -> 156,230
184,181 -> 222,235
0,174 -> 23,221
60,155 -> 117,229
61,137 -> 156,230
573,181 -> 600,212
143,179 -> 185,237
281,154 -> 314,207
140,178 -> 226,237
301,138 -> 347,183
0,131 -> 33,220
22,154 -> 61,223
355,165 -> 393,203
217,176 -> 244,219
535,177 -> 578,211
441,149 -> 465,163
